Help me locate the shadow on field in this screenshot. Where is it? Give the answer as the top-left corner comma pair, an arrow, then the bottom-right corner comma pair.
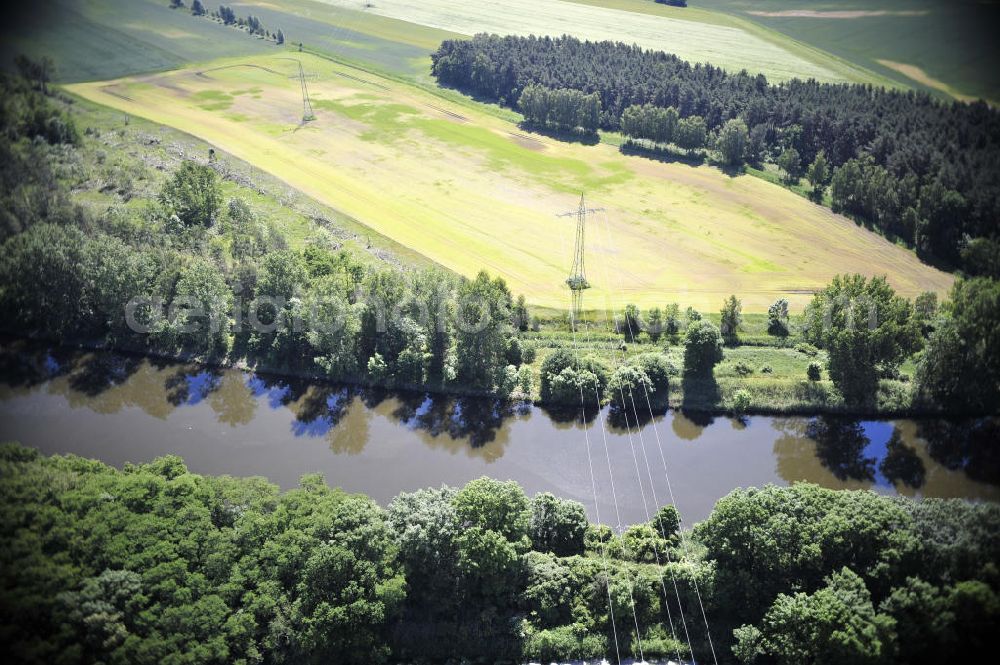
518,121 -> 600,145
620,140 -> 706,167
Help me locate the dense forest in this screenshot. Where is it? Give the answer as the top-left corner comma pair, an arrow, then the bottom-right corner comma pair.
431,34 -> 1000,271
1,444 -> 997,663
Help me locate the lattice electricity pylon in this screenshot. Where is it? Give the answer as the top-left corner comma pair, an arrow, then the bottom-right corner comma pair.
278,58 -> 317,123
558,193 -> 603,328
297,61 -> 315,122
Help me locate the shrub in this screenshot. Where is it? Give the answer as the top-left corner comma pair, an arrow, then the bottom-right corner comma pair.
627,353 -> 677,392
683,321 -> 724,376
795,342 -> 819,356
733,360 -> 754,377
521,342 -> 537,364
539,349 -> 609,405
807,362 -> 822,381
607,364 -> 654,408
760,365 -> 773,374
732,389 -> 752,414
159,160 -> 221,226
505,337 -> 523,365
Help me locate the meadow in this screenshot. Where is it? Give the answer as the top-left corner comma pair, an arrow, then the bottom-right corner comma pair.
69,52 -> 951,312
313,0 -> 889,85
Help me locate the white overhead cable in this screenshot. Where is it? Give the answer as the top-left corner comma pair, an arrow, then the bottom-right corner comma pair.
593,205 -> 720,665
555,209 -> 623,664
587,207 -> 695,665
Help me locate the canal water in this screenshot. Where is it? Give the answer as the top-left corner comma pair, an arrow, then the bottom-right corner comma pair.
1,342 -> 997,524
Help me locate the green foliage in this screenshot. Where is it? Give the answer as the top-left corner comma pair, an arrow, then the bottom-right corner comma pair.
767,298 -> 789,336
453,477 -> 530,544
529,493 -> 588,556
606,364 -> 654,408
738,567 -> 896,665
0,447 -> 402,664
158,161 -> 221,227
3,447 -> 998,664
806,361 -> 822,381
538,349 -> 609,406
794,342 -> 819,357
627,353 -> 676,403
806,149 -> 828,193
0,224 -> 89,336
732,388 -> 752,414
916,277 -> 1000,413
777,147 -> 801,183
621,103 -> 683,146
453,271 -> 514,389
720,294 -> 743,340
803,274 -> 920,405
167,257 -> 232,354
518,83 -> 601,134
717,118 -> 749,166
683,320 -> 724,377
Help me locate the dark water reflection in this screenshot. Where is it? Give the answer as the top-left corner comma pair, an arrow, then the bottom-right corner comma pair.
1,342 -> 998,523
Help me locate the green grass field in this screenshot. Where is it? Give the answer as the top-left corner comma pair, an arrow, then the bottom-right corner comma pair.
69,52 -> 951,313
313,0 -> 893,85
699,0 -> 1000,104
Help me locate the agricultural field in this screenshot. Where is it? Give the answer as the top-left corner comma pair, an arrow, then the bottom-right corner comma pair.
1,0 -> 455,83
699,0 -> 1000,104
314,0 -> 890,85
2,0 -> 269,83
69,52 -> 951,312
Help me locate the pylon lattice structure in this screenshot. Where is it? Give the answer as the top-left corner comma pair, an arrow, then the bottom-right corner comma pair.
297,61 -> 315,122
559,194 -> 603,327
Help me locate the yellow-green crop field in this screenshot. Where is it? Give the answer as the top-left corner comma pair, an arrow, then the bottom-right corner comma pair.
69,53 -> 952,311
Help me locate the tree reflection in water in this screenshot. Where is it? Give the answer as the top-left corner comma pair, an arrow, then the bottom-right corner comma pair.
392,392 -> 514,448
919,419 -> 1000,486
879,429 -> 927,489
805,417 -> 876,482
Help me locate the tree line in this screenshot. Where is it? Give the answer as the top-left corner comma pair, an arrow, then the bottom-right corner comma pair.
0,73 -> 523,397
1,444 -> 996,663
173,2 -> 285,44
431,34 -> 1000,271
518,83 -> 600,134
605,271 -> 998,414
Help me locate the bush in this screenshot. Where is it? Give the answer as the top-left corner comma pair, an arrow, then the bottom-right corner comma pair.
522,624 -> 606,661
529,493 -> 587,556
683,321 -> 724,376
627,353 -> 677,403
159,160 -> 221,227
521,341 -> 537,364
733,360 -> 754,377
795,342 -> 819,356
505,337 -> 524,365
607,364 -> 654,408
807,362 -> 822,381
539,349 -> 609,405
760,365 -> 773,374
732,389 -> 752,414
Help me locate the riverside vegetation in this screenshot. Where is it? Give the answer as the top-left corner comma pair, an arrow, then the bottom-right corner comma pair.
1,443 -> 998,663
0,69 -> 997,416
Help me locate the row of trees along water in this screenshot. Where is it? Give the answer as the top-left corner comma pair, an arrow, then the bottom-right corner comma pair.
431,34 -> 1000,273
0,71 -> 528,397
1,444 -> 997,664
